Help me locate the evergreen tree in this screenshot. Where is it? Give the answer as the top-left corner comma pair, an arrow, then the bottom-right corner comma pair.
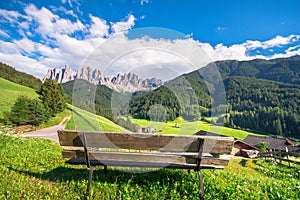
9,96 -> 30,125
9,96 -> 49,126
40,79 -> 66,116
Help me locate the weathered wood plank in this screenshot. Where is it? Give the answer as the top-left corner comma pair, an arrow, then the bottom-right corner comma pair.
84,132 -> 203,153
65,158 -> 225,169
62,151 -> 229,166
58,130 -> 234,154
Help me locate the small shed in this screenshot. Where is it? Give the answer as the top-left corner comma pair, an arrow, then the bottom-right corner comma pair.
137,126 -> 156,133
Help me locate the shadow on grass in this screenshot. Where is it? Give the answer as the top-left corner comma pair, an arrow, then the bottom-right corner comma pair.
7,165 -> 191,185
239,159 -> 247,167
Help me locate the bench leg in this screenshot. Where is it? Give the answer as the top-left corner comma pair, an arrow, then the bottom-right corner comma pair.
198,170 -> 204,200
86,166 -> 94,195
104,165 -> 107,174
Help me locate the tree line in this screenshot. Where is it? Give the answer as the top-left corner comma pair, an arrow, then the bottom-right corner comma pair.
0,62 -> 42,91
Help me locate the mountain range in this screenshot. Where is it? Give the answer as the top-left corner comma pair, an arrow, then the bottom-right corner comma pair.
43,65 -> 163,92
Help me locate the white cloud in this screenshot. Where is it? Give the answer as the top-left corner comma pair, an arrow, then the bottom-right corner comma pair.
111,14 -> 136,34
89,15 -> 109,38
0,9 -> 22,22
141,0 -> 150,5
13,37 -> 36,53
0,52 -> 48,77
0,40 -> 20,54
216,26 -> 227,31
243,35 -> 300,50
262,35 -> 296,49
82,34 -> 213,80
61,0 -> 80,8
0,30 -> 10,38
50,6 -> 78,18
24,4 -> 84,37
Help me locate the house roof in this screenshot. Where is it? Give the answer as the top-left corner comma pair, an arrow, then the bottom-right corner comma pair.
234,139 -> 259,150
194,130 -> 222,137
243,135 -> 296,151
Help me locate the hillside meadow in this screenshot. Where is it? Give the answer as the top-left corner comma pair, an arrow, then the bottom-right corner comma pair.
65,105 -> 126,132
130,117 -> 263,140
0,78 -> 38,119
0,134 -> 299,199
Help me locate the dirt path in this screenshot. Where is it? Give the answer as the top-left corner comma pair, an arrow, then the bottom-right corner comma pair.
18,115 -> 72,143
19,124 -> 64,143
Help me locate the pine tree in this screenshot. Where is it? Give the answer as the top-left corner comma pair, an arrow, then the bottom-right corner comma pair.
40,79 -> 66,116
9,96 -> 49,126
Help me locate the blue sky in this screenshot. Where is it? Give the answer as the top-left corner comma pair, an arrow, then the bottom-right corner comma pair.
0,0 -> 300,79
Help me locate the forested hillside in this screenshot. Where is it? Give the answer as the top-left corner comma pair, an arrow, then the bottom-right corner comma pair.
0,62 -> 42,90
129,56 -> 300,138
221,77 -> 300,137
204,55 -> 300,85
62,79 -> 114,121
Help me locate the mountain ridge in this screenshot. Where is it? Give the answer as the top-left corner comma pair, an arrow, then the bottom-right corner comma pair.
44,65 -> 163,92
201,55 -> 300,85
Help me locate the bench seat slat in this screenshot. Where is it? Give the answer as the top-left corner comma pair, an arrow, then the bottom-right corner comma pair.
66,158 -> 225,169
63,151 -> 229,166
86,132 -> 203,152
58,130 -> 234,154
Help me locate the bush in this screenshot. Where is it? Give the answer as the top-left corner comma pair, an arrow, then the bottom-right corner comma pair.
257,141 -> 268,152
9,96 -> 49,126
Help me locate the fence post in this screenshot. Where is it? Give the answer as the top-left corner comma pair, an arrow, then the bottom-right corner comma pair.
279,150 -> 282,165
285,147 -> 291,168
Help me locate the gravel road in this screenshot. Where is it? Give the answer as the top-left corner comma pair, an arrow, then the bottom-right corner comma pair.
19,124 -> 65,143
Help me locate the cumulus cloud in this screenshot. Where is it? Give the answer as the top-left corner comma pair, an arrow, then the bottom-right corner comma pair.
243,35 -> 300,50
0,30 -> 10,38
0,9 -> 22,22
50,6 -> 78,18
89,15 -> 109,38
24,4 -> 84,37
111,14 -> 136,34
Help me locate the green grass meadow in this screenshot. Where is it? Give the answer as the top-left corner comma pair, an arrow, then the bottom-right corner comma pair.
0,78 -> 38,119
131,117 -> 262,140
0,134 -> 299,199
65,105 -> 126,132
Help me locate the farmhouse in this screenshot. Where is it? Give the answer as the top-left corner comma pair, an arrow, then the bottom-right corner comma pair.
194,131 -> 259,157
232,140 -> 259,158
243,135 -> 299,152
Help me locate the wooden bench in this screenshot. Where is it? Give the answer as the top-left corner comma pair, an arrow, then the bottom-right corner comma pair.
57,130 -> 234,199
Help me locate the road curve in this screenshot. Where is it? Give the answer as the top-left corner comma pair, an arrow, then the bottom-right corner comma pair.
19,124 -> 64,143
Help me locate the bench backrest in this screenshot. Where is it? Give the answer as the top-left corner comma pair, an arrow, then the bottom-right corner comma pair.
58,130 -> 234,168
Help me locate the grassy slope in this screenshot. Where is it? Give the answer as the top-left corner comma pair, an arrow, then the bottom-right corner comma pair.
0,78 -> 38,119
131,117 -> 263,140
0,134 -> 298,199
65,105 -> 126,132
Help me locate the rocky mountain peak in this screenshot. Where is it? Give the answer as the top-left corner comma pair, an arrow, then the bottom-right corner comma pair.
43,65 -> 163,92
